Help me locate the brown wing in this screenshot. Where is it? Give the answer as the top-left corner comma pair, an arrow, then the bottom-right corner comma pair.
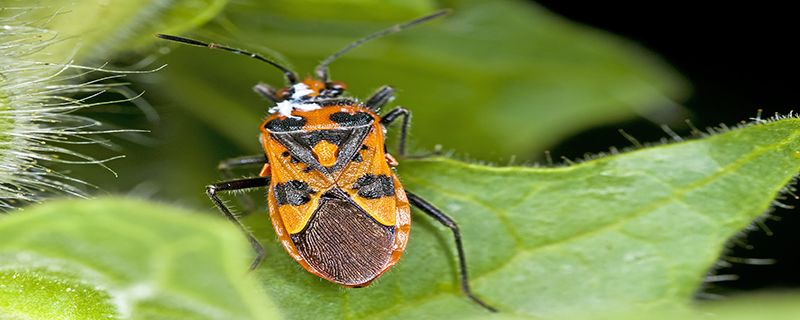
290,187 -> 395,286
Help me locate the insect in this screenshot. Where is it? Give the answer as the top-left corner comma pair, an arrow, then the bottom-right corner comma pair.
156,9 -> 495,311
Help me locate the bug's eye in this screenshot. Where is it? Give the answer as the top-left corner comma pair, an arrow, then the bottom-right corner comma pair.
276,87 -> 292,100
325,81 -> 347,97
329,81 -> 347,91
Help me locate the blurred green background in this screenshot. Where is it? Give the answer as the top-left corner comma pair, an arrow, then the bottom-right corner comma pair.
18,0 -> 689,204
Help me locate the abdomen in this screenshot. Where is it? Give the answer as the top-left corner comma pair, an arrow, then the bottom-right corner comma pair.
290,187 -> 395,286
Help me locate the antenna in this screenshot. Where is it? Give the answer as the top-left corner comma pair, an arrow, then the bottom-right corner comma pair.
155,34 -> 298,84
314,9 -> 452,82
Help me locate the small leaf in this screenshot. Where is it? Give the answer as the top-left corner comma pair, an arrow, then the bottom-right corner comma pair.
246,118 -> 800,319
0,197 -> 280,320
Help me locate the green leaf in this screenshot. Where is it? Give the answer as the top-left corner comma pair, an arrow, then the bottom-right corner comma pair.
0,197 -> 280,320
244,117 -> 800,319
154,0 -> 686,162
1,119 -> 798,318
695,294 -> 800,320
592,294 -> 800,320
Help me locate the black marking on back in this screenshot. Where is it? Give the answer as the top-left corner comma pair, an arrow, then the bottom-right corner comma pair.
271,126 -> 373,175
278,150 -> 302,164
329,112 -> 374,128
291,188 -> 395,285
265,117 -> 306,132
317,99 -> 356,107
351,174 -> 395,199
274,180 -> 316,206
295,130 -> 350,147
271,133 -> 328,174
329,126 -> 372,172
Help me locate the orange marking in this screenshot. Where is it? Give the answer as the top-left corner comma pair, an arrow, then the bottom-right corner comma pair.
259,163 -> 271,177
313,140 -> 339,167
276,88 -> 291,100
354,197 -> 396,226
300,78 -> 325,97
280,198 -> 320,234
330,81 -> 347,90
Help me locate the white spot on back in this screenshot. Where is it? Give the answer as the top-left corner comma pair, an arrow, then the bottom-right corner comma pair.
290,82 -> 314,99
269,82 -> 322,118
270,101 -> 321,119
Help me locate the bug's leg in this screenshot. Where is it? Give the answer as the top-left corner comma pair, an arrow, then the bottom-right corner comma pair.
365,86 -> 395,111
406,191 -> 498,312
218,154 -> 268,178
254,83 -> 280,102
379,107 -> 410,156
381,107 -> 442,158
217,154 -> 268,213
207,177 -> 271,270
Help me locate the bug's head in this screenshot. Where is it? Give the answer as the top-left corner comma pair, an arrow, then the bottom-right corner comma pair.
273,78 -> 348,102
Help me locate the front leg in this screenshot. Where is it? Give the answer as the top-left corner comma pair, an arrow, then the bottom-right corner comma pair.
207,177 -> 271,270
380,107 -> 410,156
365,86 -> 395,111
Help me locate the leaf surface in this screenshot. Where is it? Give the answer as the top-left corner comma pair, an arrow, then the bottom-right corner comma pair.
245,117 -> 800,319
1,119 -> 798,319
0,198 -> 279,320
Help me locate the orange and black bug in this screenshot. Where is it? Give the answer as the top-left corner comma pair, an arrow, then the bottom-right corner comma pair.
156,10 -> 495,311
